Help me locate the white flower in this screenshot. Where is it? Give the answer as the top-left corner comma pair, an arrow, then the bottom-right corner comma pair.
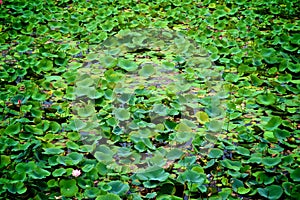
72,169 -> 81,177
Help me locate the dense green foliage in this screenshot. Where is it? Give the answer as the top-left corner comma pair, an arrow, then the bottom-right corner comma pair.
0,0 -> 299,199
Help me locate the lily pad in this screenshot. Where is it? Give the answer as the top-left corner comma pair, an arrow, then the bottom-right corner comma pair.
256,93 -> 277,106
96,193 -> 121,200
118,59 -> 138,71
59,179 -> 79,197
257,185 -> 283,200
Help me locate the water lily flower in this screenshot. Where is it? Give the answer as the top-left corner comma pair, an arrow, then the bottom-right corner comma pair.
72,169 -> 81,177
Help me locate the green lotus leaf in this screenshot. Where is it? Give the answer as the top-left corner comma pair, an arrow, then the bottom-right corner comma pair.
76,78 -> 95,87
82,164 -> 94,172
16,44 -> 30,53
67,131 -> 81,141
118,59 -> 138,71
236,146 -> 250,156
282,182 -> 299,197
175,122 -> 192,132
237,187 -> 251,195
94,145 -> 114,163
100,55 -> 117,68
52,168 -> 66,177
177,170 -> 206,184
264,116 -> 282,131
261,48 -> 276,58
114,108 -> 130,121
136,166 -> 169,181
86,53 -> 99,61
196,111 -> 210,124
49,121 -> 61,133
96,193 -> 121,200
288,63 -> 300,73
69,119 -> 87,131
43,147 -> 64,155
210,53 -> 220,61
87,89 -> 103,99
78,104 -> 95,117
6,182 -> 27,194
37,58 -> 53,71
230,47 -> 241,55
96,162 -> 108,175
261,156 -> 281,167
166,149 -> 184,160
208,148 -> 223,159
253,171 -> 275,184
213,9 -> 227,18
282,43 -> 298,52
66,141 -> 80,150
59,179 -> 78,197
67,152 -> 83,165
105,69 -> 123,82
246,153 -> 262,164
224,73 -> 239,82
277,74 -> 292,83
37,25 -> 49,34
257,185 -> 283,200
206,120 -> 223,132
139,64 -> 156,77
256,93 -> 276,106
162,61 -> 175,70
290,168 -> 300,182
4,123 -> 21,135
83,187 -> 99,198
220,159 -> 242,171
100,22 -> 115,32
108,181 -> 130,196
0,155 -> 11,169
24,124 -> 43,135
29,167 -> 51,179
15,162 -> 35,173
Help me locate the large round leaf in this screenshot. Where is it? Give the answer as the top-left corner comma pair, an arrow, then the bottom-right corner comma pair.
59,179 -> 79,197
257,185 -> 283,200
108,181 -> 130,196
114,108 -> 130,121
118,59 -> 138,71
96,193 -> 121,200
